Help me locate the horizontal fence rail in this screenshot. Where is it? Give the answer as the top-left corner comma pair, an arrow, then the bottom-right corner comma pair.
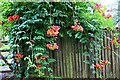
49,29 -> 120,78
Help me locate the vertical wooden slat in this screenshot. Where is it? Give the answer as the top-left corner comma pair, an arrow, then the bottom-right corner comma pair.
72,42 -> 76,78
77,43 -> 81,78
49,50 -> 53,76
111,31 -> 115,78
114,48 -> 117,78
78,41 -> 81,78
109,31 -> 113,78
105,32 -> 109,78
107,31 -> 112,78
81,44 -> 84,78
118,31 -> 120,79
118,47 -> 120,78
79,42 -> 83,78
116,30 -> 119,78
115,47 -> 119,78
114,31 -> 117,78
117,47 -> 119,79
53,47 -> 57,76
94,37 -> 97,78
84,45 -> 88,78
95,51 -> 99,78
99,33 -> 103,78
56,37 -> 61,77
61,37 -> 66,78
65,36 -> 70,78
119,45 -> 120,79
102,32 -> 105,77
68,37 -> 73,78
72,40 -> 75,78
76,41 -> 80,78
115,30 -> 119,78
59,38 -> 63,77
82,45 -> 86,78
75,41 -> 79,78
104,32 -> 107,78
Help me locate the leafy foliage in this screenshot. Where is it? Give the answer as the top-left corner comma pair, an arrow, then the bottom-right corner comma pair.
1,1 -> 114,78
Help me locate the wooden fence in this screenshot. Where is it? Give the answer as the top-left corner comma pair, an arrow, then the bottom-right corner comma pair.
49,29 -> 120,78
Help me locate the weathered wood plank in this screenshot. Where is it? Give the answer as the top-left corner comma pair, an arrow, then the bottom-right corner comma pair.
60,37 -> 65,77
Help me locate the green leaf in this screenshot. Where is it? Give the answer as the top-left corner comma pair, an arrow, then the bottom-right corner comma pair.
12,44 -> 19,48
34,47 -> 45,51
40,66 -> 47,70
59,32 -> 64,37
33,36 -> 45,40
93,58 -> 99,61
52,13 -> 58,17
48,58 -> 56,63
16,31 -> 25,35
79,38 -> 87,44
25,71 -> 29,78
67,30 -> 72,37
43,61 -> 49,65
83,60 -> 90,64
82,52 -> 90,56
48,68 -> 53,72
35,30 -> 44,35
87,22 -> 96,31
19,37 -> 29,41
24,57 -> 30,61
75,32 -> 82,39
15,74 -> 21,78
35,53 -> 43,56
59,14 -> 68,17
32,19 -> 43,23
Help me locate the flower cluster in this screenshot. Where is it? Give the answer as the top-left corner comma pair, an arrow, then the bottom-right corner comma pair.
97,9 -> 103,13
71,25 -> 84,32
103,37 -> 120,50
94,60 -> 110,71
34,56 -> 47,69
47,25 -> 60,37
100,60 -> 111,65
110,37 -> 120,45
94,64 -> 104,71
47,25 -> 60,50
46,43 -> 58,50
14,53 -> 23,62
8,15 -> 20,22
95,3 -> 112,19
35,56 -> 47,61
40,56 -> 47,60
102,13 -> 112,18
95,4 -> 103,8
95,3 -> 104,13
14,53 -> 23,58
37,65 -> 42,69
103,46 -> 111,50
